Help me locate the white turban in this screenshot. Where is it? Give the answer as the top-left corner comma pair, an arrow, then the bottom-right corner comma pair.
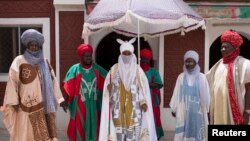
117,38 -> 136,53
120,42 -> 134,53
116,38 -> 137,90
184,50 -> 199,63
21,29 -> 44,47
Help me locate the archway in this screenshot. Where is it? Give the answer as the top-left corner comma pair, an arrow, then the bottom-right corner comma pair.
209,32 -> 250,69
96,32 -> 151,71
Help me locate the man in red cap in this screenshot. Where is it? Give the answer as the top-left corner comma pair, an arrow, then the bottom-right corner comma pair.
63,44 -> 107,141
140,48 -> 164,140
206,29 -> 250,125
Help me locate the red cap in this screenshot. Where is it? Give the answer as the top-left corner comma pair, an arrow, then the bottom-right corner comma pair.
221,30 -> 243,48
140,48 -> 153,59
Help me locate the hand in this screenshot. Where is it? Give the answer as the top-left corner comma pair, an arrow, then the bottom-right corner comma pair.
60,101 -> 68,113
140,104 -> 147,112
107,83 -> 112,93
108,135 -> 112,141
171,111 -> 176,117
150,82 -> 163,89
149,82 -> 157,88
12,105 -> 19,111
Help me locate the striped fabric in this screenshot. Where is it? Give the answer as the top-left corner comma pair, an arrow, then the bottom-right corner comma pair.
63,63 -> 107,141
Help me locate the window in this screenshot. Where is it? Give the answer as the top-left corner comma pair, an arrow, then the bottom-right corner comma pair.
0,27 -> 42,73
0,18 -> 50,81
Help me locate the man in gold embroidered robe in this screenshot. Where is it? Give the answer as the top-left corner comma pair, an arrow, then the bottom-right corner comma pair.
99,38 -> 157,141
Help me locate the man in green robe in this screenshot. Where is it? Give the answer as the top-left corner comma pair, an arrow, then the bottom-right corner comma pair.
63,44 -> 107,141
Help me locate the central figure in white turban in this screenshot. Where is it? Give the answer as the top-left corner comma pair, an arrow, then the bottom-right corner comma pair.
99,38 -> 157,141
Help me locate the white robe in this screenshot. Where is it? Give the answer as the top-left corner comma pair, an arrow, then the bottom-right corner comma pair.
99,64 -> 157,141
169,72 -> 210,141
206,56 -> 250,124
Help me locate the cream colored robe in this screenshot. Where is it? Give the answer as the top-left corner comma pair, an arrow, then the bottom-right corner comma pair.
206,56 -> 250,124
1,55 -> 64,141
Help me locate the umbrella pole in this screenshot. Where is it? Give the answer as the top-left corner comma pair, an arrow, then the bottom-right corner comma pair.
137,19 -> 140,65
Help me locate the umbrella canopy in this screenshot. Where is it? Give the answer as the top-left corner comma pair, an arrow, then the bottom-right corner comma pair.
82,0 -> 205,38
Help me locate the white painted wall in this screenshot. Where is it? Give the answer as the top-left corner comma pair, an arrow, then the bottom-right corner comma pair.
54,0 -> 84,5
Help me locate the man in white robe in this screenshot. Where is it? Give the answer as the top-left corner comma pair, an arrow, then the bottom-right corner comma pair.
99,38 -> 157,141
170,50 -> 210,141
206,30 -> 250,125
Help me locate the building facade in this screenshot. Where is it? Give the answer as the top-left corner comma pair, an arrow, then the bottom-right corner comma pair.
0,0 -> 250,132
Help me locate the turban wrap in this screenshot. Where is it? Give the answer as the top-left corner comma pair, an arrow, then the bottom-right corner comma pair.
140,48 -> 153,59
77,44 -> 93,56
221,30 -> 244,124
21,29 -> 44,47
221,30 -> 243,49
184,50 -> 199,63
119,42 -> 134,53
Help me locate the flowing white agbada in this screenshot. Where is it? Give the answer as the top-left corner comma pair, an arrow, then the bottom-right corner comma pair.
170,72 -> 210,141
99,64 -> 157,141
206,56 -> 250,124
170,49 -> 210,141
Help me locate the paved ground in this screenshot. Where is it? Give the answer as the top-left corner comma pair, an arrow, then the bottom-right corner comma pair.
159,131 -> 175,141
0,128 -> 174,141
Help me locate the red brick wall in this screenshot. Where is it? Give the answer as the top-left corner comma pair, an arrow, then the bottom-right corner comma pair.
163,28 -> 205,107
0,0 -> 52,18
59,11 -> 84,96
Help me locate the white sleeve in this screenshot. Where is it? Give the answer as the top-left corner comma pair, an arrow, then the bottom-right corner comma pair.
169,74 -> 182,113
199,74 -> 210,113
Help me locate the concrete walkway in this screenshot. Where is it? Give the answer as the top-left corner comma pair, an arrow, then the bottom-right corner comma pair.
0,128 -> 174,141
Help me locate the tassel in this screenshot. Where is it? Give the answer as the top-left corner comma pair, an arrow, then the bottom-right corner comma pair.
202,24 -> 206,30
125,10 -> 132,23
181,30 -> 185,36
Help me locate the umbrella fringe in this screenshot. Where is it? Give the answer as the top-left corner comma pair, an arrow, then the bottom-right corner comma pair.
82,20 -> 205,38
111,20 -> 205,38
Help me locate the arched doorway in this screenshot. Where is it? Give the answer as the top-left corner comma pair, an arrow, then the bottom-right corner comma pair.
96,32 -> 151,71
209,32 -> 250,69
